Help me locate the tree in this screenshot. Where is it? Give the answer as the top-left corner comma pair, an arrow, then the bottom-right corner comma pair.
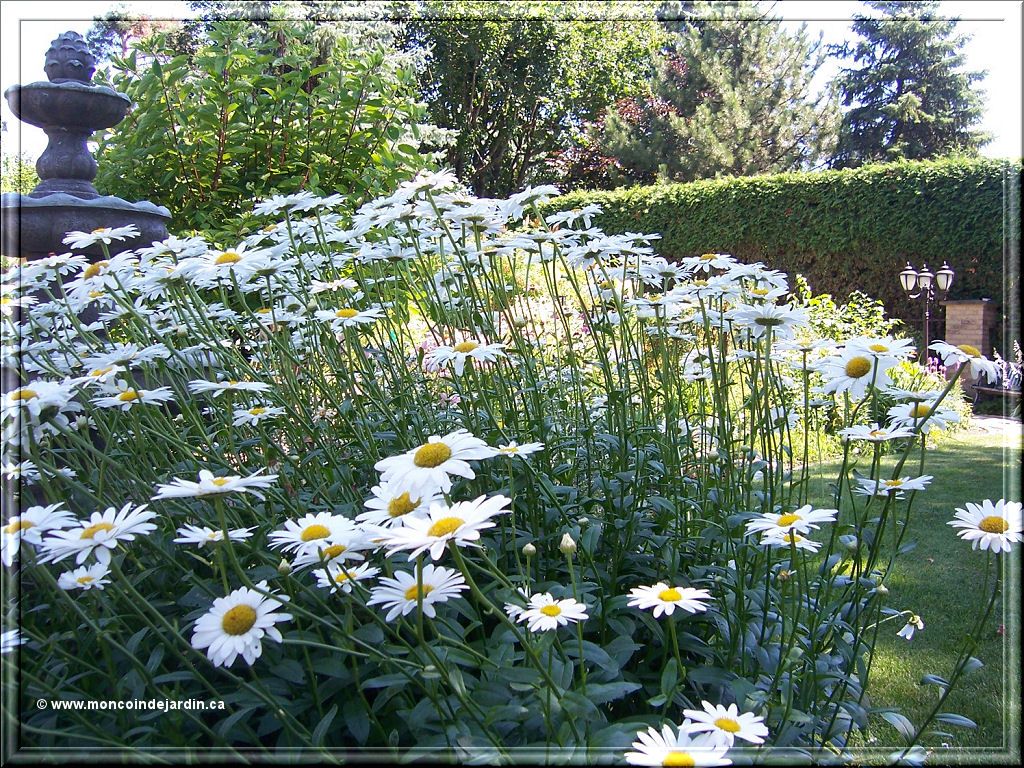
568,0 -> 838,189
1,153 -> 39,194
92,14 -> 437,237
830,0 -> 989,168
401,0 -> 667,197
86,5 -> 180,63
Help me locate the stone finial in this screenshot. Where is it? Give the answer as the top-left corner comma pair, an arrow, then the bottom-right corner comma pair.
44,31 -> 96,84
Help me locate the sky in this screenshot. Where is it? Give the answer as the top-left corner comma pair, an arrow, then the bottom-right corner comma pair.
1,0 -> 1021,162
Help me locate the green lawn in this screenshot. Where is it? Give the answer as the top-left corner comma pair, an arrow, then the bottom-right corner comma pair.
812,425 -> 1021,764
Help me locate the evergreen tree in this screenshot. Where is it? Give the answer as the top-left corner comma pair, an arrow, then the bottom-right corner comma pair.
831,0 -> 989,168
577,1 -> 838,188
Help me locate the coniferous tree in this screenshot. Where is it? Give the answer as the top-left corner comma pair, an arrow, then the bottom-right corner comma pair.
571,1 -> 838,188
831,0 -> 989,168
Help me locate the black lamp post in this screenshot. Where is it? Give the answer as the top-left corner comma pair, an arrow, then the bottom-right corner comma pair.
899,261 -> 955,358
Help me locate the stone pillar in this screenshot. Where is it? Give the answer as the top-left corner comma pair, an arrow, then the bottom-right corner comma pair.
941,298 -> 1000,395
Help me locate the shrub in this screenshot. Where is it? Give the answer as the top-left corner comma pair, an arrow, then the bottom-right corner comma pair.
94,18 -> 437,239
542,157 -> 1020,336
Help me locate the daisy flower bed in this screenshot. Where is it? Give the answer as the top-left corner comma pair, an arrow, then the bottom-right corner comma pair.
1,172 -> 1015,763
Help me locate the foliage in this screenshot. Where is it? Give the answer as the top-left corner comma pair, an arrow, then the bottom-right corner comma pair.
93,17 -> 436,238
86,5 -> 179,63
556,0 -> 839,190
793,274 -> 900,343
830,0 -> 989,169
0,153 -> 39,194
3,176 -> 1006,759
542,157 -> 1020,332
401,0 -> 667,196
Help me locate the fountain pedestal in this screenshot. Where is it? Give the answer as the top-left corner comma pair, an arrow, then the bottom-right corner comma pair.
0,31 -> 170,261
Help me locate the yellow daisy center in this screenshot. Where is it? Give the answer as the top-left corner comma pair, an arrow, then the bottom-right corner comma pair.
413,442 -> 452,468
777,513 -> 800,526
80,522 -> 114,540
454,341 -> 479,353
427,517 -> 464,537
598,280 -> 613,290
11,388 -> 38,401
700,253 -> 716,261
844,356 -> 872,378
714,717 -> 742,733
83,260 -> 109,279
4,520 -> 33,534
256,307 -> 271,314
540,604 -> 562,617
90,367 -> 113,377
335,308 -> 359,319
321,544 -> 346,559
221,604 -> 258,635
77,576 -> 95,585
784,531 -> 802,543
693,279 -> 707,286
333,571 -> 351,583
869,429 -> 885,437
658,588 -> 682,602
750,287 -> 769,296
957,344 -> 981,357
249,407 -> 266,416
91,227 -> 109,234
663,752 -> 695,766
211,478 -> 231,487
911,404 -> 931,418
884,479 -> 904,488
404,584 -> 435,601
388,492 -> 420,518
300,524 -> 331,542
88,290 -> 105,298
979,516 -> 1009,534
117,389 -> 140,402
215,251 -> 242,265
869,343 -> 889,352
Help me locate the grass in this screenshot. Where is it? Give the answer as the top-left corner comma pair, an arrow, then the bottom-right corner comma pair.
810,421 -> 1021,763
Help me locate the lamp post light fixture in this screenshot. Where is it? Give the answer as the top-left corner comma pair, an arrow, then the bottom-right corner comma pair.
899,261 -> 955,358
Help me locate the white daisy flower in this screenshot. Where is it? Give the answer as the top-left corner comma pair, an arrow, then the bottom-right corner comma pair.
1,629 -> 26,654
853,475 -> 933,497
173,524 -> 256,547
516,592 -> 589,632
929,341 -> 1000,384
313,305 -> 385,329
267,512 -> 362,557
190,582 -> 292,667
231,405 -> 285,427
897,614 -> 925,640
424,341 -> 507,376
58,562 -> 112,591
682,701 -> 770,748
626,583 -> 712,618
92,380 -> 175,410
847,336 -> 916,361
839,423 -> 917,443
2,460 -> 40,484
187,379 -> 273,397
152,469 -> 278,501
313,562 -> 380,594
727,303 -> 809,340
948,499 -> 1022,553
680,252 -> 738,273
374,428 -> 498,496
365,563 -> 468,621
62,224 -> 140,250
38,503 -> 158,565
496,441 -> 545,458
760,530 -> 821,553
818,347 -> 894,400
378,495 -> 511,561
2,503 -> 77,567
745,505 -> 838,538
356,482 -> 443,529
886,400 -> 960,434
624,723 -> 731,766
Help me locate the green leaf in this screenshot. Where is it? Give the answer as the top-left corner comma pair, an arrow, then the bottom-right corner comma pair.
879,710 -> 916,744
311,704 -> 338,746
935,713 -> 977,729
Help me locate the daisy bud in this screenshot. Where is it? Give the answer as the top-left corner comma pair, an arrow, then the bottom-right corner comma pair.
513,318 -> 529,329
777,569 -> 792,582
559,533 -> 576,556
276,558 -> 292,575
876,583 -> 889,596
307,300 -> 318,311
175,325 -> 188,336
522,542 -> 536,557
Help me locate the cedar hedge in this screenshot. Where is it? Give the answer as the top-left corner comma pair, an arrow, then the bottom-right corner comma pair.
543,157 -> 1021,345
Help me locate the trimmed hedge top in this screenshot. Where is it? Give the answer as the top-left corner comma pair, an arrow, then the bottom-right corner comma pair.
543,157 -> 1021,339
